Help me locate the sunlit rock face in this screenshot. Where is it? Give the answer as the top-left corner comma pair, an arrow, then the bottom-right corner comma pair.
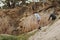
0,7 -> 40,35
0,8 -> 57,35
0,6 -> 33,35
0,0 -> 60,35
0,7 -> 27,35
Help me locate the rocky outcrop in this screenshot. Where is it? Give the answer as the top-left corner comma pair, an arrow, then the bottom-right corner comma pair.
0,1 -> 60,35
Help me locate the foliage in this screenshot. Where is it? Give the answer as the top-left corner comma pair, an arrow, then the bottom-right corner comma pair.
0,30 -> 37,40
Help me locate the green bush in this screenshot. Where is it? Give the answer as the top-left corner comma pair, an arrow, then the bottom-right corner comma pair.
0,30 -> 37,40
0,35 -> 17,40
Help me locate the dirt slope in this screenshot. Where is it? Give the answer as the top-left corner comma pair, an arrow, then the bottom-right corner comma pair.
28,19 -> 60,40
0,1 -> 60,35
0,7 -> 57,35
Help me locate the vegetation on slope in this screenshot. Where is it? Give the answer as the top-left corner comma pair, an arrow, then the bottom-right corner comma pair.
0,30 -> 37,40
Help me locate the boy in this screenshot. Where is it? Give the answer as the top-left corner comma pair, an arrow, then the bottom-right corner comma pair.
33,12 -> 41,29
